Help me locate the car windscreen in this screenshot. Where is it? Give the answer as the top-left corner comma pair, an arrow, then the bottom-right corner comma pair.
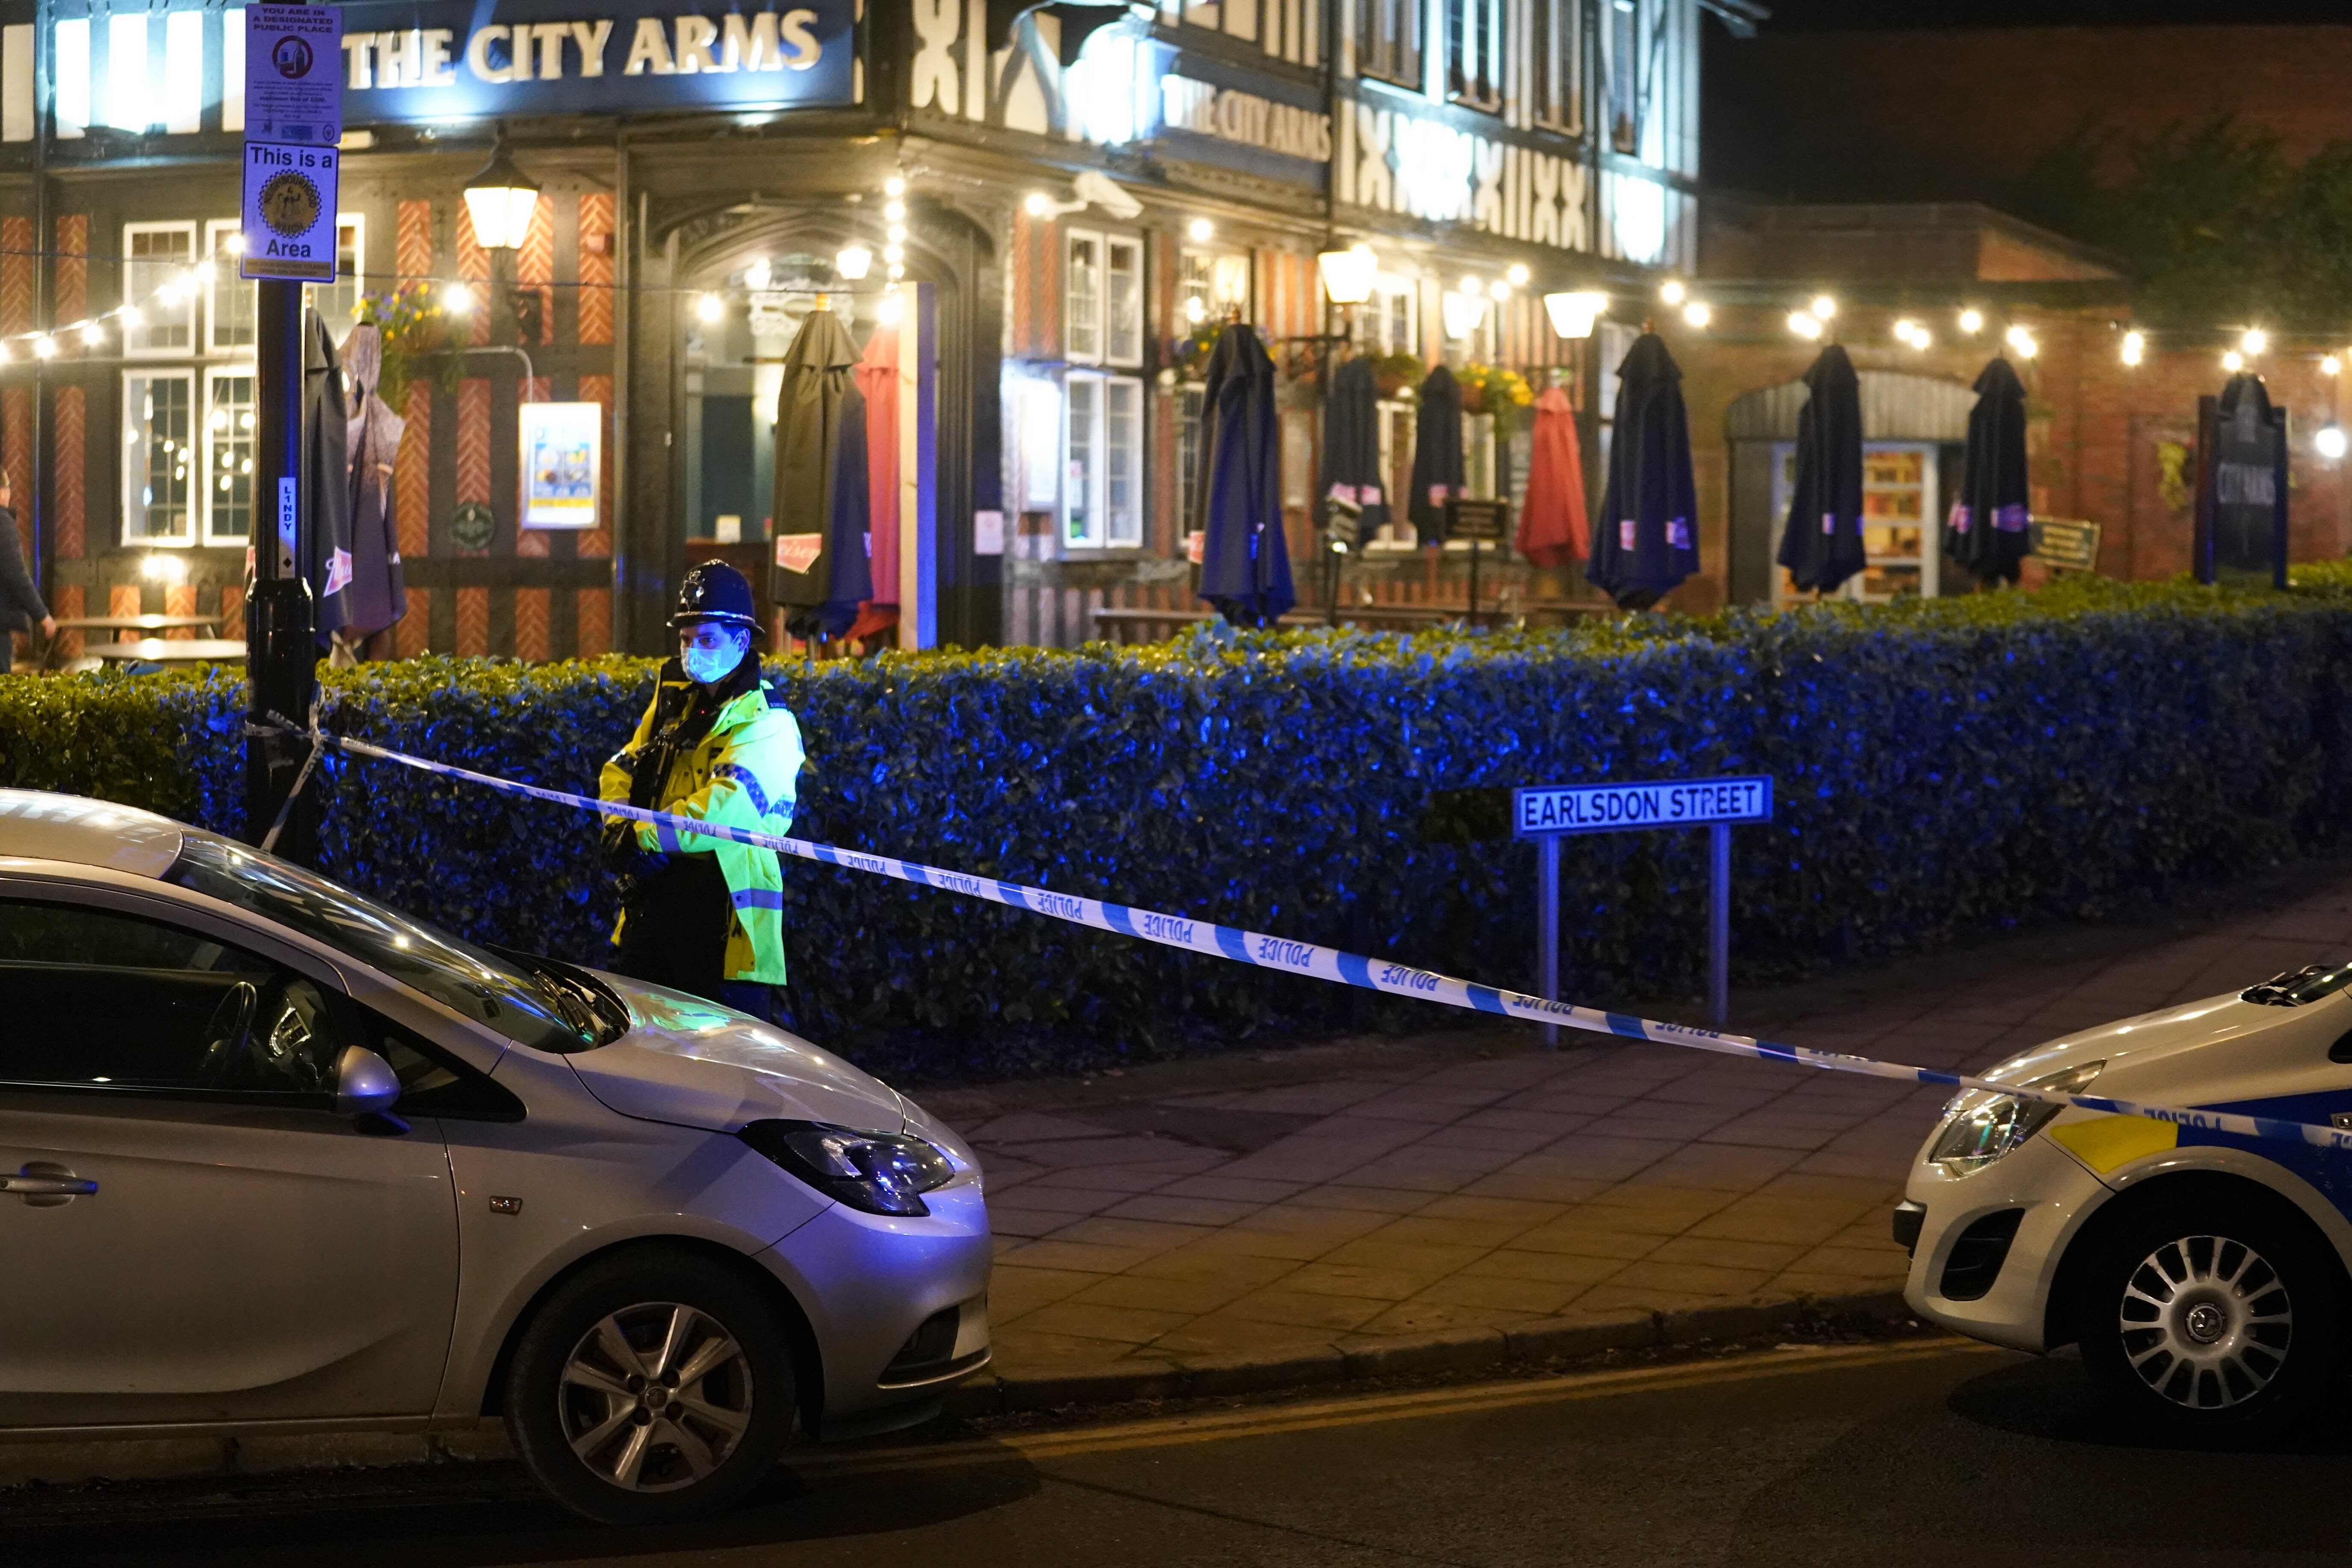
166,833 -> 608,1052
2242,961 -> 2352,1006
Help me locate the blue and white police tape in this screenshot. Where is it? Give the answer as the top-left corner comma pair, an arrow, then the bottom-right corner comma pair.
289,720 -> 2352,1158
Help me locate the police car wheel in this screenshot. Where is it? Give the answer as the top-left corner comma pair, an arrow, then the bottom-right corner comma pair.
2077,1193 -> 2343,1432
505,1247 -> 795,1524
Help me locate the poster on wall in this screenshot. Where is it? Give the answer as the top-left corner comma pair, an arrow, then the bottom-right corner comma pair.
520,402 -> 601,529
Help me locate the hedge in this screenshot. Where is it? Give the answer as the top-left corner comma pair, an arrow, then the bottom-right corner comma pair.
6,573 -> 2352,1078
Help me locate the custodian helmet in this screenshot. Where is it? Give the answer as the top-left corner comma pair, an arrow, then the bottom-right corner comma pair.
668,561 -> 765,638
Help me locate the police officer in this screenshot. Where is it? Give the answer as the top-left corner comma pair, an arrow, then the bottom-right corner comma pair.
599,562 -> 803,1021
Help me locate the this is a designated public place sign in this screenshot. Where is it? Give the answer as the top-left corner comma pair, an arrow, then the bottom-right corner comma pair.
1513,776 -> 1773,839
242,4 -> 343,283
245,5 -> 343,145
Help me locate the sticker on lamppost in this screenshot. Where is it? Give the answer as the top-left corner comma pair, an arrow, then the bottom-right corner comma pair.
241,3 -> 342,282
242,143 -> 340,281
245,4 -> 343,146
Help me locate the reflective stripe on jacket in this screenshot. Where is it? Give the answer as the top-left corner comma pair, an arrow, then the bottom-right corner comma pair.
598,675 -> 805,983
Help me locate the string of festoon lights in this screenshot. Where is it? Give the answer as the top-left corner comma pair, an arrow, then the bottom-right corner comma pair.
673,172 -> 913,334
0,233 -> 275,363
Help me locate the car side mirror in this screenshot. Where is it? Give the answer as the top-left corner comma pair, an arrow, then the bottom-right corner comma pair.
333,1045 -> 403,1120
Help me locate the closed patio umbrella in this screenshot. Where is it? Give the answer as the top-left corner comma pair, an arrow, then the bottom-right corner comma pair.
339,322 -> 407,651
1586,332 -> 1698,610
1517,384 -> 1589,568
1776,343 -> 1865,596
1321,354 -> 1389,537
1406,364 -> 1464,545
772,306 -> 870,640
300,309 -> 353,645
1194,322 -> 1294,625
1945,354 -> 2031,586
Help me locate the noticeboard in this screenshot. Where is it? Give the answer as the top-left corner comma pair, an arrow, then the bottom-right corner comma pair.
2028,516 -> 2102,573
1444,497 -> 1509,542
520,402 -> 602,529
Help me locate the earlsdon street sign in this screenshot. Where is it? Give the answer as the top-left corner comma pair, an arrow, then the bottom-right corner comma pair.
1513,776 -> 1773,839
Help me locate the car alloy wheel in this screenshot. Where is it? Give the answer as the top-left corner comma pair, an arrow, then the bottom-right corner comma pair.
2116,1234 -> 2292,1409
505,1246 -> 793,1524
558,1302 -> 756,1492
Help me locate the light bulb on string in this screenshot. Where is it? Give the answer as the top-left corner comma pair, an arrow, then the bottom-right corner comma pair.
884,175 -> 906,197
886,223 -> 907,243
1893,318 -> 1921,345
1660,279 -> 1686,306
119,306 -> 143,328
1507,263 -> 1530,287
1187,218 -> 1214,242
696,292 -> 724,324
80,320 -> 102,345
1490,278 -> 1512,301
2222,349 -> 2245,372
1786,310 -> 1823,340
443,282 -> 474,316
2005,324 -> 2037,357
2121,330 -> 2145,366
2320,423 -> 2349,460
1460,277 -> 1483,297
1681,300 -> 1711,328
883,243 -> 904,264
32,335 -> 54,359
1958,307 -> 1984,336
1810,294 -> 1837,320
883,200 -> 905,221
193,260 -> 214,285
2241,328 -> 2268,357
1908,325 -> 1932,350
877,291 -> 904,326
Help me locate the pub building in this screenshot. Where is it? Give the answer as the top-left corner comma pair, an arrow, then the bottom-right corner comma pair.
2,0 -> 1715,658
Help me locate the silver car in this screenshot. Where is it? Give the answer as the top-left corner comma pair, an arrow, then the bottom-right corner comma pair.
0,789 -> 992,1524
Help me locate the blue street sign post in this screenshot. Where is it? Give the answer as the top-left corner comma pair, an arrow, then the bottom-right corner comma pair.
1513,777 -> 1774,1043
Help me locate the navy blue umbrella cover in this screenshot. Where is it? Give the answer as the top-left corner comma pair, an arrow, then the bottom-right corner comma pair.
1586,332 -> 1699,610
1194,323 -> 1296,625
1776,343 -> 1865,595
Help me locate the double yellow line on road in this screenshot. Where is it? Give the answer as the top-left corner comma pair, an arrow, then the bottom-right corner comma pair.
795,1338 -> 2007,1478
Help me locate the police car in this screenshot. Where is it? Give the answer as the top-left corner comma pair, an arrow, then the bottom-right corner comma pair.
0,790 -> 991,1523
1900,961 -> 2352,1430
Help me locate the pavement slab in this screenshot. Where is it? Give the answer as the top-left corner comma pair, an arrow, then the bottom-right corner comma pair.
910,850 -> 2352,1414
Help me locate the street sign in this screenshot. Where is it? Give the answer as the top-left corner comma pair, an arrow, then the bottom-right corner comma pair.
241,141 -> 340,281
245,5 -> 343,145
1514,775 -> 1775,1039
1513,776 -> 1773,839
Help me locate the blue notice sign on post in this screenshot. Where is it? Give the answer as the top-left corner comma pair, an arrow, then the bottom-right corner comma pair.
1512,776 -> 1773,839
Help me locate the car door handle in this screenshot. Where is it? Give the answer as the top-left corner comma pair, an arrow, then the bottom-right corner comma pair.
4,1164 -> 98,1200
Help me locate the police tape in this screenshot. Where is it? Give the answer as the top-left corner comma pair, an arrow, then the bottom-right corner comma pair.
284,720 -> 2352,1158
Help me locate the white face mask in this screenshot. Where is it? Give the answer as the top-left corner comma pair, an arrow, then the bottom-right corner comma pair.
680,629 -> 749,685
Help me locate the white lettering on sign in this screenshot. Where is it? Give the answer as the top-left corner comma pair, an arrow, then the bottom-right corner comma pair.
1512,777 -> 1774,839
340,14 -> 814,91
1161,75 -> 1331,161
277,477 -> 298,549
246,4 -> 343,144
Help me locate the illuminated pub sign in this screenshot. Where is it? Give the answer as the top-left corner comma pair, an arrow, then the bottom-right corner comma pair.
331,0 -> 857,118
0,0 -> 856,145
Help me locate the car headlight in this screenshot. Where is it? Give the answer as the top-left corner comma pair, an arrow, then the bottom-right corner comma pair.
739,1119 -> 957,1216
1929,1060 -> 2105,1173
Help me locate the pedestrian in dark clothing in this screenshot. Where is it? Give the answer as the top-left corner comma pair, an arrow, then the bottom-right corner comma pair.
0,477 -> 53,674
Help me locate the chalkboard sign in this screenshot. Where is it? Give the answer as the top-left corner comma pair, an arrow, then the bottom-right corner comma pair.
1444,497 -> 1510,542
2028,516 -> 2101,572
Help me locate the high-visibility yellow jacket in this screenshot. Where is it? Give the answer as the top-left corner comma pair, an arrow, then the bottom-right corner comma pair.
598,672 -> 805,983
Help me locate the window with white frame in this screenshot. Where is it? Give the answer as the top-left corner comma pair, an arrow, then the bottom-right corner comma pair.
124,222 -> 196,357
1357,274 -> 1419,355
202,367 -> 257,540
1105,236 -> 1142,366
1355,0 -> 1421,89
1532,0 -> 1581,131
124,370 -> 195,542
204,219 -> 254,354
1064,371 -> 1145,548
1608,0 -> 1643,155
1177,382 -> 1206,519
1447,0 -> 1504,111
1066,229 -> 1104,363
1179,246 -> 1250,329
